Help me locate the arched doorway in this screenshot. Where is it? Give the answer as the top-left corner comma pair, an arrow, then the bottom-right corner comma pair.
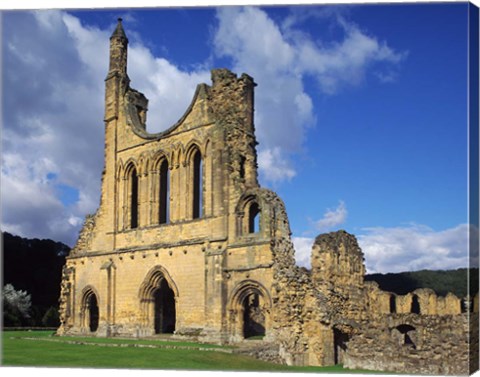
81,288 -> 99,333
139,266 -> 178,336
153,279 -> 176,334
88,294 -> 99,332
242,292 -> 265,338
228,280 -> 271,341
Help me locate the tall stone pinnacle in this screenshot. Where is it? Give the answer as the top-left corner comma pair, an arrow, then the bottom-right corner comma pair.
110,17 -> 128,41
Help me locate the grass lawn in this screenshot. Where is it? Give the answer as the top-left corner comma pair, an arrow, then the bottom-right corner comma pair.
1,331 -> 374,373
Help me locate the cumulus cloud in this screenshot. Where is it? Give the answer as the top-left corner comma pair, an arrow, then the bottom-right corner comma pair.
296,18 -> 406,94
292,224 -> 470,273
2,7 -> 405,247
2,11 -> 106,245
314,200 -> 348,232
214,6 -> 405,183
125,46 -> 210,132
358,224 -> 470,273
2,10 -> 209,245
214,7 -> 314,184
292,236 -> 314,268
257,148 -> 296,183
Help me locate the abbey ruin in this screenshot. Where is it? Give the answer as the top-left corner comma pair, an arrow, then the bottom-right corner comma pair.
57,19 -> 478,375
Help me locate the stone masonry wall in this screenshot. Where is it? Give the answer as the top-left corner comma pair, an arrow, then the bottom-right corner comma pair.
344,314 -> 470,375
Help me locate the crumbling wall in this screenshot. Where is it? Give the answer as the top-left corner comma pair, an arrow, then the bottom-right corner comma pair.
344,314 -> 470,375
311,231 -> 368,321
274,229 -> 473,375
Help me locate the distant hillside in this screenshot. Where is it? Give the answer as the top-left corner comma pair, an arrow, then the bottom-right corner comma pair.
2,232 -> 70,324
365,268 -> 479,298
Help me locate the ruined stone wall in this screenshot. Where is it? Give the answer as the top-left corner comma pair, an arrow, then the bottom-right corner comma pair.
305,230 -> 472,375
261,229 -> 473,375
311,231 -> 368,321
344,314 -> 470,375
58,20 -> 287,344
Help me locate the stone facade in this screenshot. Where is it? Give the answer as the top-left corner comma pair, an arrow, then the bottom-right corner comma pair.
57,19 -> 478,375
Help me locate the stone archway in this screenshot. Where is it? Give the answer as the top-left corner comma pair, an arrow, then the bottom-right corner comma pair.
394,324 -> 417,349
81,287 -> 99,333
228,280 -> 271,341
139,266 -> 179,336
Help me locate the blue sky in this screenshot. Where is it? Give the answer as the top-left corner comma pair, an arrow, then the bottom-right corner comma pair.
1,1 -> 477,273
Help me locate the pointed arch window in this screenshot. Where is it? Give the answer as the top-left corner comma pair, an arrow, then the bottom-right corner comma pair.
248,202 -> 260,234
158,159 -> 170,224
389,294 -> 396,314
192,149 -> 203,219
411,294 -> 421,314
129,166 -> 139,229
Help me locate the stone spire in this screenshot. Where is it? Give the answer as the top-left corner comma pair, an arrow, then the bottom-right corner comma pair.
111,17 -> 128,41
108,18 -> 128,77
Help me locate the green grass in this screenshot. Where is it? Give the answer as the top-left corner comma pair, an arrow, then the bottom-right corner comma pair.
1,331 -> 374,373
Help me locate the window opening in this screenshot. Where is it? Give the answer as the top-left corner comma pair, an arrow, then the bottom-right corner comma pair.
192,151 -> 203,219
390,294 -> 396,314
248,202 -> 260,234
130,168 -> 138,229
159,160 -> 169,224
411,294 -> 420,314
239,155 -> 246,180
396,324 -> 416,349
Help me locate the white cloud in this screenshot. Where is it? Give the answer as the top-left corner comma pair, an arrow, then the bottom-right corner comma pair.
214,6 -> 405,183
2,8 -> 405,247
314,200 -> 348,232
257,148 -> 296,183
357,224 -> 470,273
1,10 -> 209,245
292,236 -> 314,268
214,7 -> 313,184
292,223 -> 471,273
297,20 -> 406,94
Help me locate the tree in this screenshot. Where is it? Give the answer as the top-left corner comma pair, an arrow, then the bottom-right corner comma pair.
42,306 -> 60,327
3,284 -> 32,326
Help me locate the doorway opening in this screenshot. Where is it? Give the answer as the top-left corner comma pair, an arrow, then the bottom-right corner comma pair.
154,279 -> 176,334
333,328 -> 350,365
243,292 -> 265,339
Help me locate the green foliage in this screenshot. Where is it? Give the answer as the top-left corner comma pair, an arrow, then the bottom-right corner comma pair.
3,284 -> 32,326
365,268 -> 479,297
3,301 -> 24,327
3,231 -> 70,326
42,307 -> 60,327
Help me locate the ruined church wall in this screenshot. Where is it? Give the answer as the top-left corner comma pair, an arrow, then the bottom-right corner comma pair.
63,244 -> 209,337
344,314 -> 470,375
61,31 -> 277,340
298,230 -> 472,374
366,282 -> 465,316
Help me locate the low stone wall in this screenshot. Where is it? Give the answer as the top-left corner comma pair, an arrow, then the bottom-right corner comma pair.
343,314 -> 470,375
